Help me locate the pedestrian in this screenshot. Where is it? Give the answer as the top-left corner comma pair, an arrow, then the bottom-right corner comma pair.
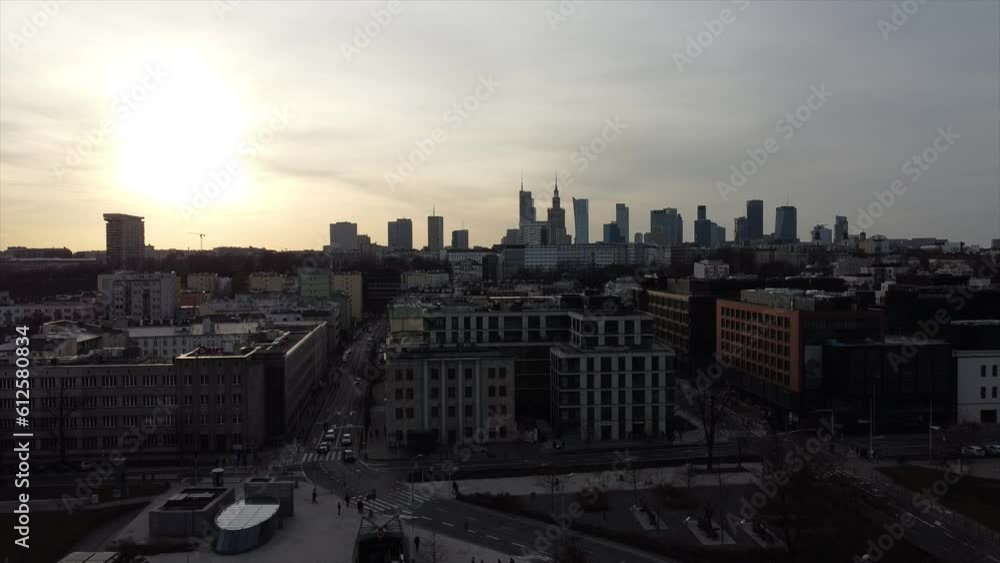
337,502 -> 342,516
312,487 -> 317,504
414,536 -> 420,551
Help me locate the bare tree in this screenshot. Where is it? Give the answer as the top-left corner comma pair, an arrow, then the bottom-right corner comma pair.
536,467 -> 563,512
624,462 -> 643,506
423,531 -> 448,563
42,378 -> 89,466
682,381 -> 731,472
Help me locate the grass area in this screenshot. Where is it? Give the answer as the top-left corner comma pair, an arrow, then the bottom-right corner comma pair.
460,484 -> 943,563
878,465 -> 1000,531
0,502 -> 146,563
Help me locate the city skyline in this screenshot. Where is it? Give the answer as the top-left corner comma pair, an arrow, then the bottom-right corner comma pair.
1,1 -> 998,251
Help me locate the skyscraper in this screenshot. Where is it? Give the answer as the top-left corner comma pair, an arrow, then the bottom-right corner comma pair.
650,208 -> 683,245
602,222 -> 621,244
387,218 -> 413,251
518,175 -> 536,226
615,203 -> 629,241
572,198 -> 589,245
427,212 -> 444,251
451,229 -> 469,249
774,206 -> 798,243
546,177 -> 570,245
747,200 -> 764,240
103,213 -> 145,269
330,221 -> 358,250
694,205 -> 713,247
734,217 -> 748,245
834,215 -> 849,244
811,224 -> 832,245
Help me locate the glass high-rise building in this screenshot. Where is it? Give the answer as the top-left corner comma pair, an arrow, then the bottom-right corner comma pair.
388,218 -> 413,251
615,203 -> 629,241
572,198 -> 589,244
746,200 -> 764,240
427,214 -> 444,251
774,205 -> 798,243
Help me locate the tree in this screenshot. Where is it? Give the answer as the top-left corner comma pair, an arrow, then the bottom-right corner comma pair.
624,463 -> 643,506
683,381 -> 731,472
42,377 -> 90,466
536,466 -> 563,512
423,532 -> 449,563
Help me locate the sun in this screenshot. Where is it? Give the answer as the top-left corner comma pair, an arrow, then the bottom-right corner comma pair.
115,50 -> 248,208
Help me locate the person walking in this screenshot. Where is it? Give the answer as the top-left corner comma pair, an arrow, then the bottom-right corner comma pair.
312,487 -> 317,504
337,502 -> 342,516
413,536 -> 420,552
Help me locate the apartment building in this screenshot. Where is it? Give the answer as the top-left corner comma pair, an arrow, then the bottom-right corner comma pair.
97,272 -> 177,323
384,349 -> 517,447
550,311 -> 675,441
248,273 -> 287,294
952,320 -> 1000,425
332,272 -> 364,324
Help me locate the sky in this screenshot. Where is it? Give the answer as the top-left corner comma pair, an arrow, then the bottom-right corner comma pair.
1,0 -> 998,251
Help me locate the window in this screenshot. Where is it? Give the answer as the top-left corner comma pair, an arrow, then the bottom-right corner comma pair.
464,405 -> 473,417
395,408 -> 403,419
200,394 -> 208,405
395,389 -> 403,400
448,406 -> 456,417
216,374 -> 225,385
406,407 -> 414,419
232,394 -> 241,405
981,387 -> 987,399
464,387 -> 472,398
430,387 -> 440,399
993,387 -> 997,399
983,366 -> 988,378
447,387 -> 456,399
488,386 -> 496,397
431,407 -> 440,418
406,388 -> 414,400
448,369 -> 456,380
499,367 -> 506,379
200,374 -> 209,386
431,369 -> 439,381
499,386 -> 507,397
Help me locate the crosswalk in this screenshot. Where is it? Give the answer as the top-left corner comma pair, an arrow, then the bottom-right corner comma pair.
358,486 -> 437,515
300,451 -> 343,463
716,426 -> 769,442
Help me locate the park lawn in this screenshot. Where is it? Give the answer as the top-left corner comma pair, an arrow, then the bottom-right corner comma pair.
879,465 -> 1000,531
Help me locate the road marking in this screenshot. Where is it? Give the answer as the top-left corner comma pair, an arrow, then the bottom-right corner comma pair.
441,522 -> 455,527
512,542 -> 526,548
486,534 -> 500,540
468,530 -> 478,534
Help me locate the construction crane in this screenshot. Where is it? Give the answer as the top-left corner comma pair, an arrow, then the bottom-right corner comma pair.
187,232 -> 206,251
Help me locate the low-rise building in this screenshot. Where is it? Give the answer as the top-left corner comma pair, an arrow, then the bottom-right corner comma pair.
550,311 -> 675,441
952,320 -> 1000,425
248,273 -> 287,294
97,271 -> 177,323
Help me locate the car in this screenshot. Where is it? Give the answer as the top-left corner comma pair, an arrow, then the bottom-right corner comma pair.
343,449 -> 356,462
80,460 -> 96,471
986,445 -> 1000,457
961,445 -> 986,457
341,433 -> 353,446
317,441 -> 331,454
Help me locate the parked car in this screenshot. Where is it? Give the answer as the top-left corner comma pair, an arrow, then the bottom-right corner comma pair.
341,433 -> 353,447
343,449 -> 356,462
317,441 -> 330,454
985,445 -> 1000,457
961,445 -> 986,457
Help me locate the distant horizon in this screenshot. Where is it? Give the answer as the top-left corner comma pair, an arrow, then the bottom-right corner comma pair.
1,1 -> 998,250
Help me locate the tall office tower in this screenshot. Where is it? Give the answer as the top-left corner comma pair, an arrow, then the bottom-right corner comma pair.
451,229 -> 470,250
573,198 -> 590,244
746,200 -> 764,240
427,213 -> 444,251
734,217 -> 749,244
694,205 -> 713,247
330,221 -> 359,250
518,175 -> 536,226
103,213 -> 145,269
387,218 -> 413,251
650,208 -> 684,246
502,228 -> 521,245
602,222 -> 621,244
774,206 -> 798,243
546,178 -> 570,245
834,215 -> 849,244
615,203 -> 630,241
711,224 -> 726,247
